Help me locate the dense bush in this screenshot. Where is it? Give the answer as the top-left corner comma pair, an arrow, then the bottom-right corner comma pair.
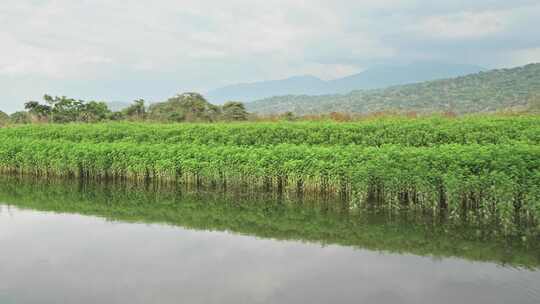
0,116 -> 538,226
0,116 -> 538,146
0,139 -> 538,221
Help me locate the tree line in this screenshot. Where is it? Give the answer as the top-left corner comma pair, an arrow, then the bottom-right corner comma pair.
0,92 -> 249,125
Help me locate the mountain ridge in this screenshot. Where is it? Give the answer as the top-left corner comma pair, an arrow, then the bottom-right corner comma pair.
205,62 -> 485,103
245,63 -> 540,115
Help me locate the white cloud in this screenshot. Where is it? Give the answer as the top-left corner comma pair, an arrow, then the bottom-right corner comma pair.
510,47 -> 540,66
0,0 -> 538,111
0,31 -> 114,78
412,11 -> 509,39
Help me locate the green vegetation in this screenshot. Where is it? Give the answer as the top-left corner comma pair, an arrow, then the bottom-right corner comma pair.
222,101 -> 249,121
24,95 -> 112,123
0,115 -> 538,232
0,110 -> 8,126
10,92 -> 249,124
1,176 -> 538,267
8,111 -> 31,124
148,92 -> 219,122
529,93 -> 540,113
3,64 -> 539,125
1,116 -> 537,146
247,63 -> 540,115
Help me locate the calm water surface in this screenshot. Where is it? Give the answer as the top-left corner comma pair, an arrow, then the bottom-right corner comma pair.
1,204 -> 540,304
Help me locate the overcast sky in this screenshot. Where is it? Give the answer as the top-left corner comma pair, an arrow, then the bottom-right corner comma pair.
1,0 -> 539,112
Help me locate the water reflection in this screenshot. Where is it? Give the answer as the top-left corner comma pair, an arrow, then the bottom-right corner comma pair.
0,176 -> 538,267
1,204 -> 539,304
1,176 -> 540,303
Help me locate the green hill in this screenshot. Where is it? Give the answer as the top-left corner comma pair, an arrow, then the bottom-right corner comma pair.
246,63 -> 540,115
205,62 -> 483,103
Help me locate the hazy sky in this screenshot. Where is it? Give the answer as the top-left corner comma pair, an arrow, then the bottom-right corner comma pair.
1,0 -> 540,112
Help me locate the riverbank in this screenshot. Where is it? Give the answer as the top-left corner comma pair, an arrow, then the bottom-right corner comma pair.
0,115 -> 539,229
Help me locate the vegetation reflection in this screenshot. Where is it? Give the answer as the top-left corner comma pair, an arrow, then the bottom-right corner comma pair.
0,175 -> 538,268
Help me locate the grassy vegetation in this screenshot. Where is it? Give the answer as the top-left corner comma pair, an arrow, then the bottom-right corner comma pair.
0,115 -> 539,231
1,176 -> 538,268
1,115 -> 538,146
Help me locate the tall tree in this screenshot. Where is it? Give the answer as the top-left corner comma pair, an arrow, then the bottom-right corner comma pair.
123,99 -> 146,120
0,110 -> 9,126
149,93 -> 220,122
43,95 -> 85,123
222,101 -> 248,121
25,101 -> 52,122
79,101 -> 111,122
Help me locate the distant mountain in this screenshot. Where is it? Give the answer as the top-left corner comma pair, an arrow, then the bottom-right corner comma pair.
205,62 -> 485,103
246,63 -> 540,115
327,62 -> 485,93
205,75 -> 328,103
